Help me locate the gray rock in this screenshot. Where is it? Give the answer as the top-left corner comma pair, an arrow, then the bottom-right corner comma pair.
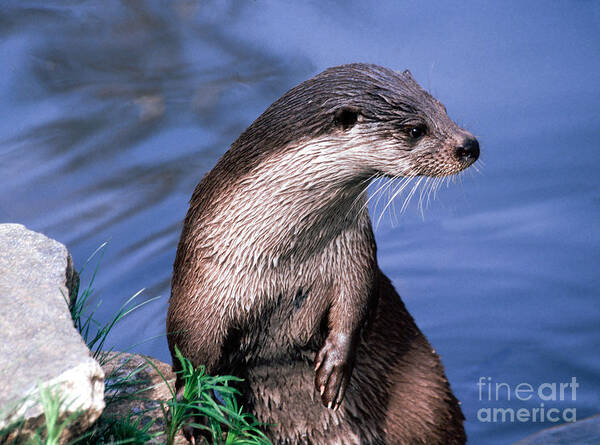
101,351 -> 187,444
0,224 -> 105,442
514,415 -> 600,444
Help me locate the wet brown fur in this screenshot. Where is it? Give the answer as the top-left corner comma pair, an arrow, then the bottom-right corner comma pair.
167,64 -> 477,444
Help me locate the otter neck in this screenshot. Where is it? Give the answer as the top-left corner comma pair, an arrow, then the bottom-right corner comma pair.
205,142 -> 373,268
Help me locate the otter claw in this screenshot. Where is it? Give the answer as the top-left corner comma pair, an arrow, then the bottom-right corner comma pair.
314,334 -> 355,410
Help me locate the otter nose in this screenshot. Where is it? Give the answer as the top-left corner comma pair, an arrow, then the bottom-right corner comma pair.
455,137 -> 480,163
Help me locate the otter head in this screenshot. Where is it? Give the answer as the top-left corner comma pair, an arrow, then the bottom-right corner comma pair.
234,63 -> 477,188
208,63 -> 479,238
308,64 -> 479,181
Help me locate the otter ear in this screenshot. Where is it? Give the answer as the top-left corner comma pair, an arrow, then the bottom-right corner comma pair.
402,69 -> 416,82
334,106 -> 360,130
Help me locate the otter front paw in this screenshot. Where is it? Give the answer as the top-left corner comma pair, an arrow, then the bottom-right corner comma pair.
314,333 -> 355,410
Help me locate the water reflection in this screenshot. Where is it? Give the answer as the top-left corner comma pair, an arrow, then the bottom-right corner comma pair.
1,1 -> 313,303
2,2 -> 599,444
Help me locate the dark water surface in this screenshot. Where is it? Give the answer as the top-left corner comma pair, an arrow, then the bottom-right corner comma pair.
2,1 -> 599,443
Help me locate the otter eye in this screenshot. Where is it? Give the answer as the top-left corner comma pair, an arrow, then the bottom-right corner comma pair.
408,125 -> 427,140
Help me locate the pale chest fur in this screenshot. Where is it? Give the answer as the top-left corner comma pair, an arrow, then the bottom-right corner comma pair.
187,140 -> 377,310
194,210 -> 375,342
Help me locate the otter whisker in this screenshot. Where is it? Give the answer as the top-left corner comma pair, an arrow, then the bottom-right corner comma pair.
400,176 -> 424,214
380,175 -> 406,225
433,177 -> 442,202
426,176 -> 439,209
424,177 -> 436,213
418,177 -> 432,218
346,173 -> 380,220
360,175 -> 392,217
389,177 -> 404,226
376,175 -> 415,227
354,175 -> 394,226
424,178 -> 433,209
348,185 -> 370,219
416,177 -> 426,218
368,175 -> 400,220
435,176 -> 444,200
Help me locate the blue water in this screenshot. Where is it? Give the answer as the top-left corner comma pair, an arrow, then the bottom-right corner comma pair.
1,2 -> 598,443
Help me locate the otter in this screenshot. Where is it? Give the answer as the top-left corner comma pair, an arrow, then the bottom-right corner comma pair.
167,63 -> 479,444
